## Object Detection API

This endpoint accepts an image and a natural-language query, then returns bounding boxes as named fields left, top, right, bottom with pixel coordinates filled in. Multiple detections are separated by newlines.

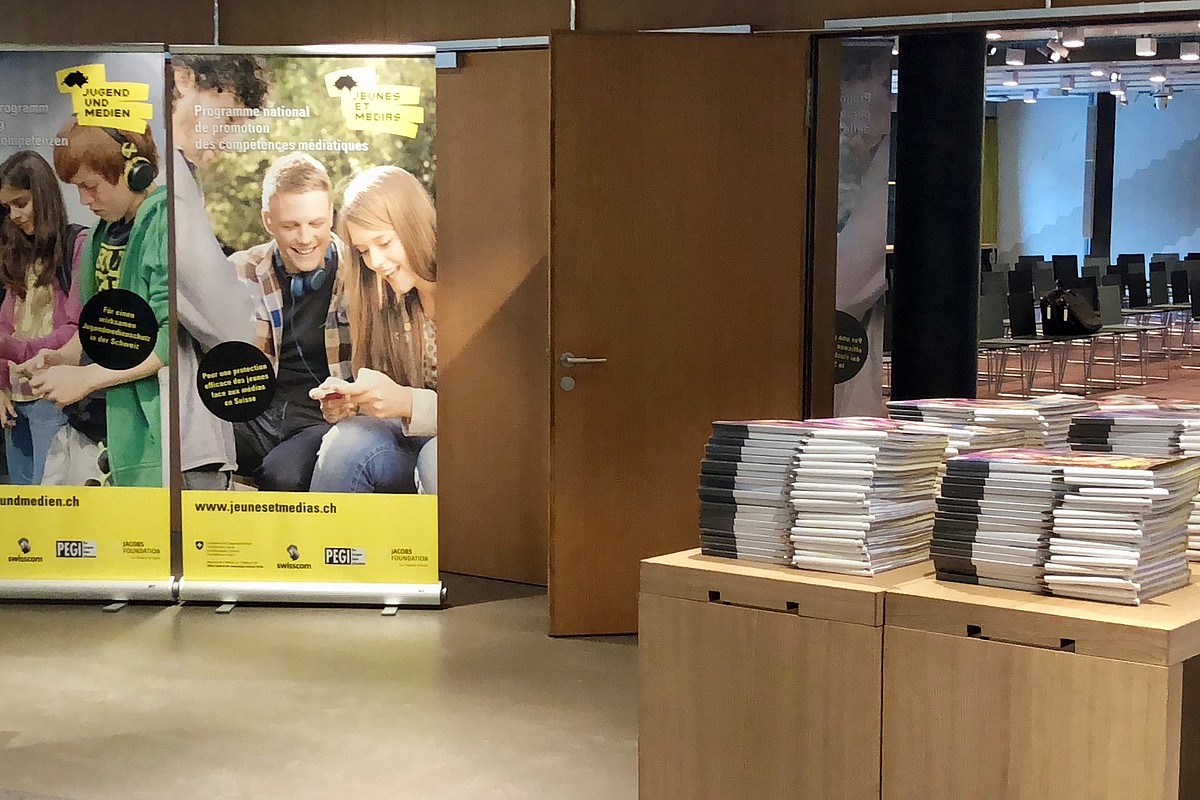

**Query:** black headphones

left=274, top=246, right=335, bottom=299
left=103, top=128, right=157, bottom=193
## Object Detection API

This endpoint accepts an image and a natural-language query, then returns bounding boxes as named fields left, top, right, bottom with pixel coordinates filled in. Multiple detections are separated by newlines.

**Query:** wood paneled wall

left=0, top=0, right=213, bottom=44
left=437, top=49, right=551, bottom=585
left=0, top=0, right=1180, bottom=46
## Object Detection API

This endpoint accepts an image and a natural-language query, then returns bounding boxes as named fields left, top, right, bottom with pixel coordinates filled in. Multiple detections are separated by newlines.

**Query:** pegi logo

left=17, top=538, right=31, bottom=554
left=56, top=540, right=98, bottom=559
left=324, top=547, right=366, bottom=566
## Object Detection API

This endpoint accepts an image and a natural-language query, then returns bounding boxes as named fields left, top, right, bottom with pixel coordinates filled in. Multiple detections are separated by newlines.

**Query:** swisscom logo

left=325, top=547, right=366, bottom=566
left=9, top=537, right=42, bottom=563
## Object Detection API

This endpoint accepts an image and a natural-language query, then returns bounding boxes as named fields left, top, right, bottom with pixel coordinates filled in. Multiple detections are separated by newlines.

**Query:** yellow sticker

left=56, top=63, right=154, bottom=134
left=182, top=491, right=439, bottom=585
left=325, top=65, right=425, bottom=139
left=0, top=486, right=170, bottom=581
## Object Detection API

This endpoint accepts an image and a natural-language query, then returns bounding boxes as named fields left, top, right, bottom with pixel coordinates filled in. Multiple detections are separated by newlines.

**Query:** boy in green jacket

left=25, top=119, right=169, bottom=487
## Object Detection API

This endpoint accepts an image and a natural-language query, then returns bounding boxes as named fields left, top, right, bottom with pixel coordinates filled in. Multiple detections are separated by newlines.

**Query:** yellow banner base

left=181, top=491, right=440, bottom=605
left=0, top=486, right=170, bottom=585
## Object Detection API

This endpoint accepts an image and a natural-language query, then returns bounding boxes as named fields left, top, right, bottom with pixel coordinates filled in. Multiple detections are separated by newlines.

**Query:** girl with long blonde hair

left=309, top=165, right=437, bottom=493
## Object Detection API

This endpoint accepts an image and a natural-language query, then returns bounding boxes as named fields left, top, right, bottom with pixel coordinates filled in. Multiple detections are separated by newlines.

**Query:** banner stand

left=176, top=579, right=444, bottom=606
left=0, top=579, right=174, bottom=602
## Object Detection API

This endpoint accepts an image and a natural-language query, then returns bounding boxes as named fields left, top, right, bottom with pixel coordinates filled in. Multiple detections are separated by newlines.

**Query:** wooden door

left=439, top=49, right=551, bottom=585
left=549, top=31, right=812, bottom=635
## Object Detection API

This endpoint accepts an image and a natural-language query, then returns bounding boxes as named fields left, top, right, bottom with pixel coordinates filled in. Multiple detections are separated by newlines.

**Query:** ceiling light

left=1006, top=48, right=1026, bottom=66
left=892, top=37, right=899, bottom=57
left=1062, top=28, right=1086, bottom=49
left=1121, top=94, right=1130, bottom=106
left=1110, top=80, right=1127, bottom=97
left=1003, top=71, right=1020, bottom=87
left=1060, top=76, right=1076, bottom=91
left=986, top=30, right=1003, bottom=41
left=1090, top=66, right=1106, bottom=77
left=1047, top=40, right=1070, bottom=61
left=1024, top=89, right=1039, bottom=104
left=1156, top=94, right=1171, bottom=110
left=1150, top=67, right=1168, bottom=83
left=1181, top=42, right=1200, bottom=61
left=1110, top=69, right=1122, bottom=82
left=1136, top=37, right=1158, bottom=57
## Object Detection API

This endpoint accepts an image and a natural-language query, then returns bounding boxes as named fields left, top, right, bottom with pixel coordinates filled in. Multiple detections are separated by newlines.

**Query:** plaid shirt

left=230, top=237, right=352, bottom=381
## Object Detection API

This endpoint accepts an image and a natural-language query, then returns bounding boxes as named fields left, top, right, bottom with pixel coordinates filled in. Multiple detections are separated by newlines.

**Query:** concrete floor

left=0, top=575, right=638, bottom=800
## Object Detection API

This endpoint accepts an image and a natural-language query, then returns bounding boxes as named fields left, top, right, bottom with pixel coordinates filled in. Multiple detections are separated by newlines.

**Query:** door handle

left=560, top=352, right=608, bottom=367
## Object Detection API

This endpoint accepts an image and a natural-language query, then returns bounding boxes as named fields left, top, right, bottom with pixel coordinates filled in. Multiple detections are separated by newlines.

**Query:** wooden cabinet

left=639, top=549, right=930, bottom=800
left=883, top=576, right=1200, bottom=800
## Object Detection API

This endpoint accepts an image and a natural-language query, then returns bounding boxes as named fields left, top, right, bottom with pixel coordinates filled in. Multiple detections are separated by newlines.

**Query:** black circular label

left=834, top=310, right=869, bottom=385
left=197, top=341, right=277, bottom=423
left=79, top=289, right=158, bottom=370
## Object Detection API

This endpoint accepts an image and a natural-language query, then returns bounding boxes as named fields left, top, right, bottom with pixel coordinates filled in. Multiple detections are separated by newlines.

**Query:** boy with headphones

left=229, top=153, right=350, bottom=491
left=22, top=119, right=169, bottom=488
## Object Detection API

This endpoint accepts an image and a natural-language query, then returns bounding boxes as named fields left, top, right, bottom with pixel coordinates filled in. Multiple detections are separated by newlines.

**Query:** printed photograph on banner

left=834, top=41, right=892, bottom=417
left=0, top=51, right=169, bottom=489
left=171, top=53, right=436, bottom=496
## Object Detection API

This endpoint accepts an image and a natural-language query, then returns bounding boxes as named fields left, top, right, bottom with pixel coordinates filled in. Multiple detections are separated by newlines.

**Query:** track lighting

left=892, top=37, right=899, bottom=57
left=1002, top=71, right=1019, bottom=87
left=1136, top=37, right=1158, bottom=57
left=1061, top=28, right=1086, bottom=49
left=1060, top=76, right=1075, bottom=92
left=1024, top=89, right=1039, bottom=104
left=1005, top=48, right=1026, bottom=66
left=1090, top=66, right=1106, bottom=77
left=1181, top=42, right=1200, bottom=62
left=1150, top=67, right=1167, bottom=83
left=1109, top=80, right=1127, bottom=97
left=1110, top=69, right=1122, bottom=82
left=986, top=31, right=1003, bottom=41
left=1040, top=41, right=1069, bottom=62
left=1154, top=87, right=1171, bottom=110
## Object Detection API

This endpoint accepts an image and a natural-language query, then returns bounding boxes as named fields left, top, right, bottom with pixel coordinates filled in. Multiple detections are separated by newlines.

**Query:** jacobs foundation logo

left=56, top=540, right=98, bottom=558
left=195, top=541, right=204, bottom=551
left=277, top=544, right=311, bottom=570
left=324, top=547, right=366, bottom=566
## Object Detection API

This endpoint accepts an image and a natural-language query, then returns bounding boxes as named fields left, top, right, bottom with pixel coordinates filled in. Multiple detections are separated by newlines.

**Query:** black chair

left=1107, top=264, right=1131, bottom=278
left=1008, top=269, right=1034, bottom=295
left=1008, top=292, right=1038, bottom=337
left=1118, top=253, right=1147, bottom=270
left=980, top=271, right=1007, bottom=296
left=1033, top=265, right=1056, bottom=294
left=1188, top=252, right=1200, bottom=262
left=977, top=292, right=1007, bottom=340
left=1067, top=276, right=1099, bottom=310
left=1098, top=284, right=1124, bottom=327
left=1016, top=255, right=1043, bottom=268
left=1084, top=255, right=1110, bottom=268
left=1124, top=272, right=1150, bottom=308
left=1149, top=269, right=1170, bottom=306
left=1152, top=253, right=1181, bottom=269
left=1052, top=255, right=1079, bottom=283
left=1081, top=264, right=1103, bottom=280
left=1192, top=280, right=1200, bottom=320
left=1172, top=270, right=1191, bottom=305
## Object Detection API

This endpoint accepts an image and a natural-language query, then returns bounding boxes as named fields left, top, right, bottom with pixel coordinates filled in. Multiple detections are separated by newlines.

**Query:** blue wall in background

left=997, top=97, right=1089, bottom=265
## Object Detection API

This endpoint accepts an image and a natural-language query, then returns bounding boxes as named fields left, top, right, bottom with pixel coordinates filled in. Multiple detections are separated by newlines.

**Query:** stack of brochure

left=932, top=449, right=1068, bottom=592
left=787, top=417, right=949, bottom=576
left=1068, top=409, right=1189, bottom=458
left=697, top=420, right=811, bottom=565
left=1069, top=405, right=1200, bottom=562
left=888, top=395, right=1096, bottom=449
left=908, top=423, right=1028, bottom=494
left=1048, top=454, right=1200, bottom=605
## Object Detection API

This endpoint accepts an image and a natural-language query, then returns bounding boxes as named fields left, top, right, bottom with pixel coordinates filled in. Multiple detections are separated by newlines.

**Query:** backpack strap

left=56, top=224, right=86, bottom=294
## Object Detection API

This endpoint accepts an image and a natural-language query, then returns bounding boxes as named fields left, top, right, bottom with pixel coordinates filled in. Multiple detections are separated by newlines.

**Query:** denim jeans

left=5, top=399, right=68, bottom=485
left=310, top=416, right=436, bottom=494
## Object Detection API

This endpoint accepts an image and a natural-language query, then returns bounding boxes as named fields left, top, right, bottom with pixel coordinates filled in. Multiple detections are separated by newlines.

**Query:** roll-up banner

left=170, top=48, right=441, bottom=605
left=0, top=48, right=172, bottom=601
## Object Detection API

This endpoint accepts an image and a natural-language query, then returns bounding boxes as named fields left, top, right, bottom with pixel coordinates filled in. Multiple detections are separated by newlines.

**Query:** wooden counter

left=882, top=576, right=1200, bottom=800
left=639, top=549, right=931, bottom=800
